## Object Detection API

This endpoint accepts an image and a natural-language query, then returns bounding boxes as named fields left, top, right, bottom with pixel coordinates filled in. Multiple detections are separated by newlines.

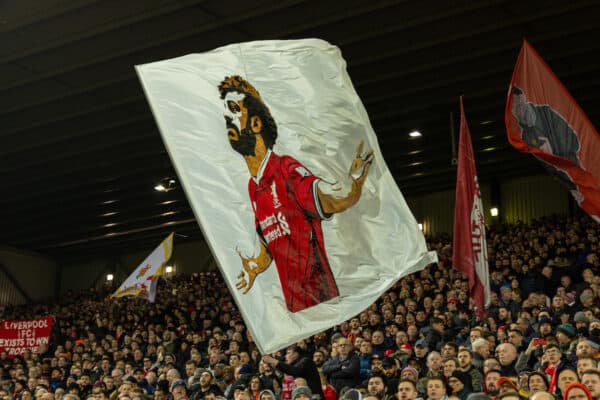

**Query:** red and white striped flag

left=452, top=97, right=490, bottom=319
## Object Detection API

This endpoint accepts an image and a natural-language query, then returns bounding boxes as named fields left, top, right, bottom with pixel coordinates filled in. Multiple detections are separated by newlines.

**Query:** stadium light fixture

left=409, top=130, right=422, bottom=138
left=490, top=207, right=499, bottom=217
left=165, top=266, right=173, bottom=273
left=106, top=274, right=114, bottom=281
left=418, top=223, right=423, bottom=231
left=154, top=178, right=177, bottom=192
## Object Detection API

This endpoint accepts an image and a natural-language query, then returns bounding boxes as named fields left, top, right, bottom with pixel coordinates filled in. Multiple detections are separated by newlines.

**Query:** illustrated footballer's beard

left=229, top=125, right=257, bottom=156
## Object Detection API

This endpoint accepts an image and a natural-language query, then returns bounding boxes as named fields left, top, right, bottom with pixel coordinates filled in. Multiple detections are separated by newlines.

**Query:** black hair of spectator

left=287, top=345, right=303, bottom=356
left=527, top=371, right=548, bottom=389
left=544, top=343, right=561, bottom=353
left=368, top=371, right=388, bottom=388
left=581, top=369, right=600, bottom=380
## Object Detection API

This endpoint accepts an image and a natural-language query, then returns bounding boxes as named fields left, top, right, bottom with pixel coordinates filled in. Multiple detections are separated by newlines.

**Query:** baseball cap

left=557, top=324, right=576, bottom=338
left=415, top=339, right=428, bottom=348
left=233, top=383, right=247, bottom=392
left=574, top=311, right=588, bottom=323
left=400, top=342, right=412, bottom=350
left=170, top=379, right=187, bottom=391
left=495, top=377, right=518, bottom=392
left=381, top=357, right=395, bottom=368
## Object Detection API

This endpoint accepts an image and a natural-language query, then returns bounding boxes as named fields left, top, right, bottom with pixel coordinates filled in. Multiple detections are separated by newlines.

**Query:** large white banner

left=137, top=39, right=437, bottom=353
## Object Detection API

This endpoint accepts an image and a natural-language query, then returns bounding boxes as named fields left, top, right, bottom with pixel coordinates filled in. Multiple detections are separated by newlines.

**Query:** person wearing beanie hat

left=538, top=317, right=554, bottom=337
left=556, top=324, right=577, bottom=355
left=466, top=394, right=490, bottom=400
left=563, top=381, right=592, bottom=400
left=586, top=336, right=600, bottom=352
left=400, top=367, right=419, bottom=383
left=558, top=324, right=577, bottom=338
left=575, top=311, right=589, bottom=324
left=448, top=371, right=472, bottom=400
left=495, top=377, right=518, bottom=395
left=291, top=386, right=312, bottom=400
left=258, top=389, right=277, bottom=400
left=580, top=291, right=596, bottom=309
left=171, top=379, right=187, bottom=392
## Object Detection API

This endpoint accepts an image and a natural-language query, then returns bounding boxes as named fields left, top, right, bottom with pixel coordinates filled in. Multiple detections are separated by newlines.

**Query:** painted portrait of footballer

left=137, top=39, right=435, bottom=352
left=218, top=75, right=374, bottom=313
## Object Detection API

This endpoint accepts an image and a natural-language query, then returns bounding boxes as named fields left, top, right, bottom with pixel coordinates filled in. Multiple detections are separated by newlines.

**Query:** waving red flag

left=506, top=40, right=600, bottom=222
left=453, top=97, right=490, bottom=319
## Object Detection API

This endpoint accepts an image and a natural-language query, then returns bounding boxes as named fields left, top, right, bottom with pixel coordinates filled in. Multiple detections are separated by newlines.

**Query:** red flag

left=453, top=97, right=490, bottom=319
left=506, top=40, right=600, bottom=222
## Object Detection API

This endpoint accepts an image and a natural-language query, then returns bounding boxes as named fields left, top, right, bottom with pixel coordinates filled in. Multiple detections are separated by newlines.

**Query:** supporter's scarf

left=544, top=363, right=558, bottom=394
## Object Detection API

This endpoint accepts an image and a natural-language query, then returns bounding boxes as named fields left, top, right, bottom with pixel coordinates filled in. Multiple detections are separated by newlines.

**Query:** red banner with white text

left=0, top=317, right=53, bottom=357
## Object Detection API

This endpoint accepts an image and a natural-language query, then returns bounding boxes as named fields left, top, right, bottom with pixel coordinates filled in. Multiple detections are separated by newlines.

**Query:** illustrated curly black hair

left=219, top=76, right=278, bottom=149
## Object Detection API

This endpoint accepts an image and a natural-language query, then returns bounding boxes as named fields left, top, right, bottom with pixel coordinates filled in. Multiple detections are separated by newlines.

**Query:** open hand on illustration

left=235, top=243, right=272, bottom=294
left=349, top=140, right=374, bottom=183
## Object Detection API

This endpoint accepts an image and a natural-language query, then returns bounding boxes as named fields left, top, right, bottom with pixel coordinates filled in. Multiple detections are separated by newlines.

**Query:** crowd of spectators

left=1, top=215, right=600, bottom=400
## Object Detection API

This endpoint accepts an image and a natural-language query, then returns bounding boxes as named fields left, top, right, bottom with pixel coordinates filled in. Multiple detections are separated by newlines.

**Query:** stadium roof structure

left=2, top=0, right=599, bottom=260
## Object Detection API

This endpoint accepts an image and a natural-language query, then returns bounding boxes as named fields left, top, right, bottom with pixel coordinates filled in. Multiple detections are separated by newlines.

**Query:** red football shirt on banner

left=249, top=150, right=339, bottom=312
left=506, top=40, right=600, bottom=222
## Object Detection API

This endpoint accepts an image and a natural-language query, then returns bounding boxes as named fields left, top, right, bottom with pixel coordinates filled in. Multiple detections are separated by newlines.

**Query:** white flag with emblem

left=136, top=39, right=436, bottom=353
left=111, top=233, right=174, bottom=302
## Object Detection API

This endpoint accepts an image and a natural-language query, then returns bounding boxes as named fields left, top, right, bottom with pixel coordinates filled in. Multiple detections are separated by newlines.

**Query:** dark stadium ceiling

left=2, top=0, right=600, bottom=261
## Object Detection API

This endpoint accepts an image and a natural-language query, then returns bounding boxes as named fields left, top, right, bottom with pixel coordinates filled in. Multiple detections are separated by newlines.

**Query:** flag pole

left=450, top=111, right=457, bottom=165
